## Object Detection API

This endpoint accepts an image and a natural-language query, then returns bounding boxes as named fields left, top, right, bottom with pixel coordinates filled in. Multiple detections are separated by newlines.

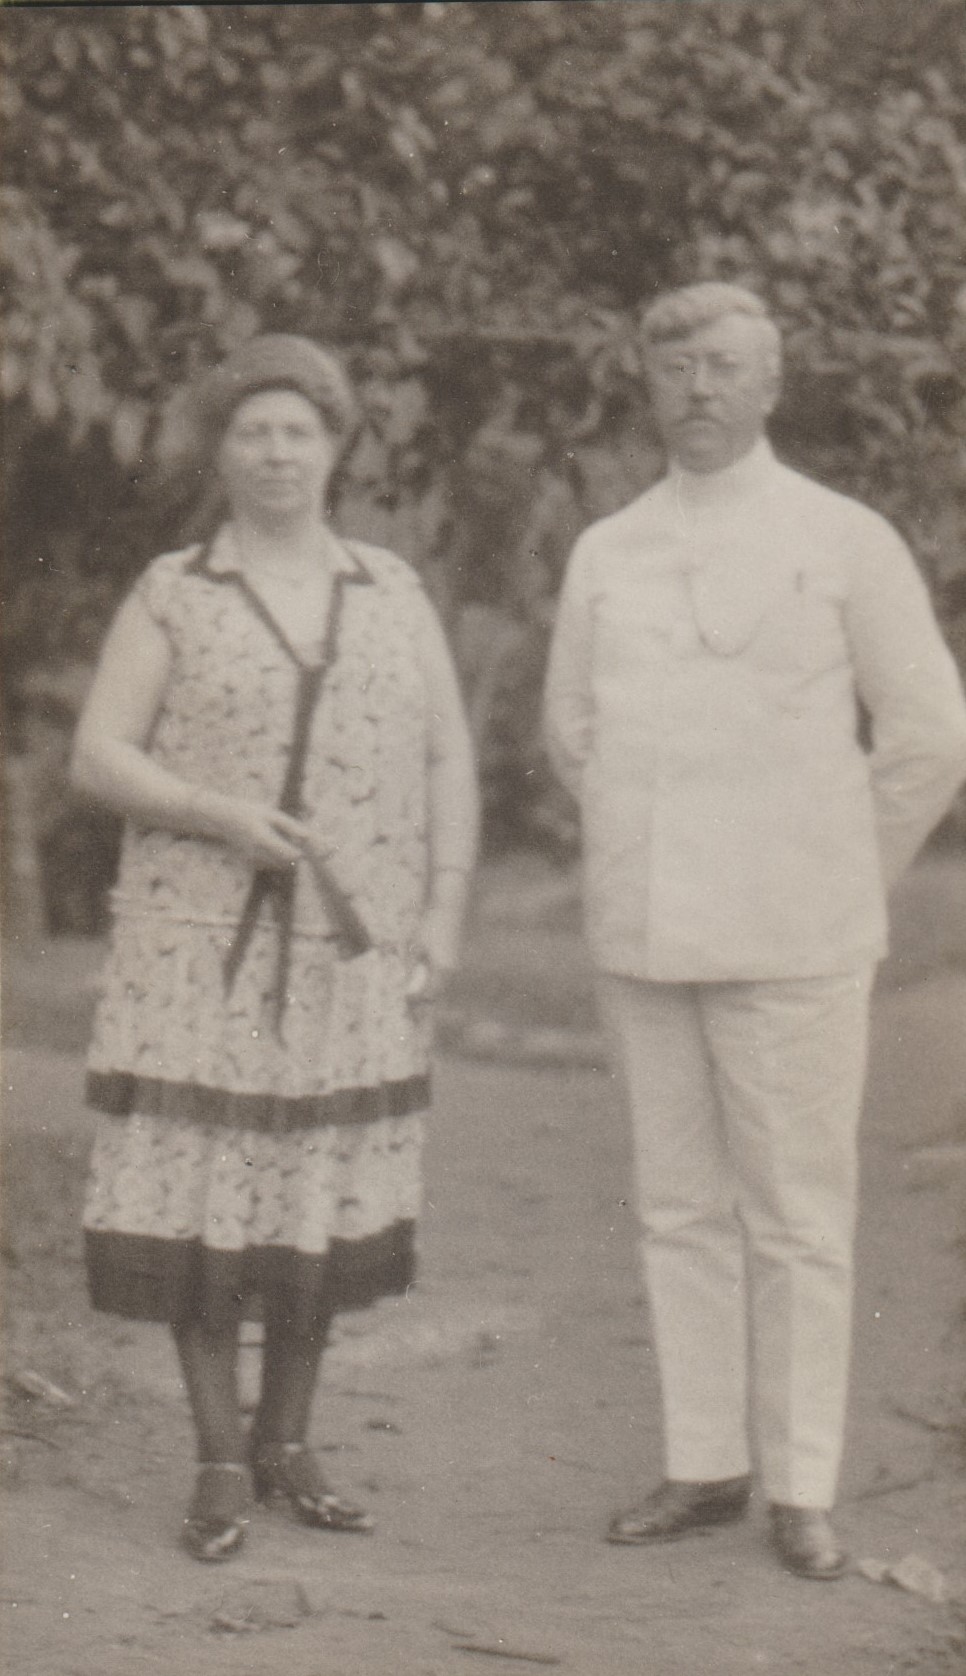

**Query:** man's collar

left=668, top=436, right=778, bottom=506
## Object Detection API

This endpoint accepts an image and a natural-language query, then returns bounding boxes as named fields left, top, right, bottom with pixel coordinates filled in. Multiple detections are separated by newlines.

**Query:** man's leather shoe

left=607, top=1476, right=752, bottom=1545
left=769, top=1505, right=847, bottom=1580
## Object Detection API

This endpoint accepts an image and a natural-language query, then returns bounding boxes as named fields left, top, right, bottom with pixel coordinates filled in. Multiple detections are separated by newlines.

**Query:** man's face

left=644, top=313, right=780, bottom=474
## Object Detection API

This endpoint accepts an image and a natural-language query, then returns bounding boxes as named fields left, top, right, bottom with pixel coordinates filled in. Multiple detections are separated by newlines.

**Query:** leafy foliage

left=3, top=1, right=966, bottom=857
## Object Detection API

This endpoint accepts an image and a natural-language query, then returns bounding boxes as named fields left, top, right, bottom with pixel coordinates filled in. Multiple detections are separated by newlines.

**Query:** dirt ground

left=3, top=855, right=966, bottom=1676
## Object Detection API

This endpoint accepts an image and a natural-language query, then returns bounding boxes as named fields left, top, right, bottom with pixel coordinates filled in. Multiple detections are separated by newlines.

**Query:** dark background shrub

left=3, top=1, right=965, bottom=923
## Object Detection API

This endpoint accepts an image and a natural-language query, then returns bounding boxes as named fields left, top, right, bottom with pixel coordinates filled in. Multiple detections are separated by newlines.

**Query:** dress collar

left=188, top=524, right=374, bottom=585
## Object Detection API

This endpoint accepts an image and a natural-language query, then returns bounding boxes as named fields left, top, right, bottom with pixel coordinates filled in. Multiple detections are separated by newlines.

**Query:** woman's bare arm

left=70, top=589, right=308, bottom=869
left=415, top=590, right=480, bottom=981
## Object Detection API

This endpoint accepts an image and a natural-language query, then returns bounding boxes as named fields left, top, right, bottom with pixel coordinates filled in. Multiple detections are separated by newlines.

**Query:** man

left=543, top=282, right=966, bottom=1579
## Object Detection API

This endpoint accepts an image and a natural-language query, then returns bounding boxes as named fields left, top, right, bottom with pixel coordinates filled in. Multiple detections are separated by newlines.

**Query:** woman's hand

left=70, top=593, right=314, bottom=873
left=406, top=897, right=464, bottom=1007
left=210, top=801, right=312, bottom=871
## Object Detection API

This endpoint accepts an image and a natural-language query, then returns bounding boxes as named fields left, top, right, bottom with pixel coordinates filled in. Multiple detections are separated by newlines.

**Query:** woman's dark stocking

left=172, top=1319, right=245, bottom=1464
left=249, top=1294, right=371, bottom=1532
left=253, top=1290, right=332, bottom=1447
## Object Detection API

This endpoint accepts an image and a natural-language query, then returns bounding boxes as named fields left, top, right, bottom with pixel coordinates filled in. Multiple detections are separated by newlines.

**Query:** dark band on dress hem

left=84, top=1222, right=417, bottom=1330
left=85, top=1069, right=431, bottom=1131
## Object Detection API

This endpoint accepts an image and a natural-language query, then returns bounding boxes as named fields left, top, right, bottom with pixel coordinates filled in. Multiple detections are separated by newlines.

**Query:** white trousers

left=597, top=968, right=874, bottom=1508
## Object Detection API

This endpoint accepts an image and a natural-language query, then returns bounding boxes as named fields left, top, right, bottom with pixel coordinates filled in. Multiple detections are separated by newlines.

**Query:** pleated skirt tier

left=83, top=912, right=429, bottom=1332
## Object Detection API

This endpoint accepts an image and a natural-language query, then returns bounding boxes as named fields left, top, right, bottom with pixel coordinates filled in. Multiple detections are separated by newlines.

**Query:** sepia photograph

left=2, top=3, right=966, bottom=1672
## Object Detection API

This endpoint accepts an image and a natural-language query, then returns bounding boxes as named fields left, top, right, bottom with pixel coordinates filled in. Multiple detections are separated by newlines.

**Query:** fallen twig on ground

left=452, top=1643, right=561, bottom=1665
left=846, top=1471, right=935, bottom=1503
left=891, top=1402, right=961, bottom=1434
left=0, top=1426, right=63, bottom=1449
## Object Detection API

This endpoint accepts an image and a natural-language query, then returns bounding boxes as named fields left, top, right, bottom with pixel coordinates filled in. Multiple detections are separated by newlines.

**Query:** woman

left=71, top=335, right=478, bottom=1561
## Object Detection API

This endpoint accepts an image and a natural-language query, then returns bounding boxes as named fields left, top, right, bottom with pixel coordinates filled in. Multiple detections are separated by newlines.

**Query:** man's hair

left=641, top=282, right=781, bottom=370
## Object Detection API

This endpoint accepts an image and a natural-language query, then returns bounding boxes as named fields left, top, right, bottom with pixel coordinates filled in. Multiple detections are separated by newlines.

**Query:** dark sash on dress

left=185, top=538, right=375, bottom=1035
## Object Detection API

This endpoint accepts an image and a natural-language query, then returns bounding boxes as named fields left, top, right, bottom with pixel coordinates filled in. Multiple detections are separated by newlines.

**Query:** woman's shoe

left=181, top=1463, right=251, bottom=1562
left=251, top=1441, right=374, bottom=1533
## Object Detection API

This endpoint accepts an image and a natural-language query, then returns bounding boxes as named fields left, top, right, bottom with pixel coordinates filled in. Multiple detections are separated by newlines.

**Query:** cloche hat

left=191, top=334, right=358, bottom=441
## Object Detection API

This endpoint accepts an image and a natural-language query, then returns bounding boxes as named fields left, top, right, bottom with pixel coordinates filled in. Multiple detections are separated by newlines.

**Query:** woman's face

left=217, top=388, right=339, bottom=522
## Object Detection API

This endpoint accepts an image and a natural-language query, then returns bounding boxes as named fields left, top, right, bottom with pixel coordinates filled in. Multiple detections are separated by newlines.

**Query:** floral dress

left=83, top=529, right=461, bottom=1331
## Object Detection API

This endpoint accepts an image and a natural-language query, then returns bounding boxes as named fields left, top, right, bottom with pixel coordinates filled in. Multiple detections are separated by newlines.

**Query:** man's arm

left=845, top=514, right=966, bottom=890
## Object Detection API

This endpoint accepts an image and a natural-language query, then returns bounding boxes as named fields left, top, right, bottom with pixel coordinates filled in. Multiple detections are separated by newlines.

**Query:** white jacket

left=544, top=441, right=966, bottom=980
